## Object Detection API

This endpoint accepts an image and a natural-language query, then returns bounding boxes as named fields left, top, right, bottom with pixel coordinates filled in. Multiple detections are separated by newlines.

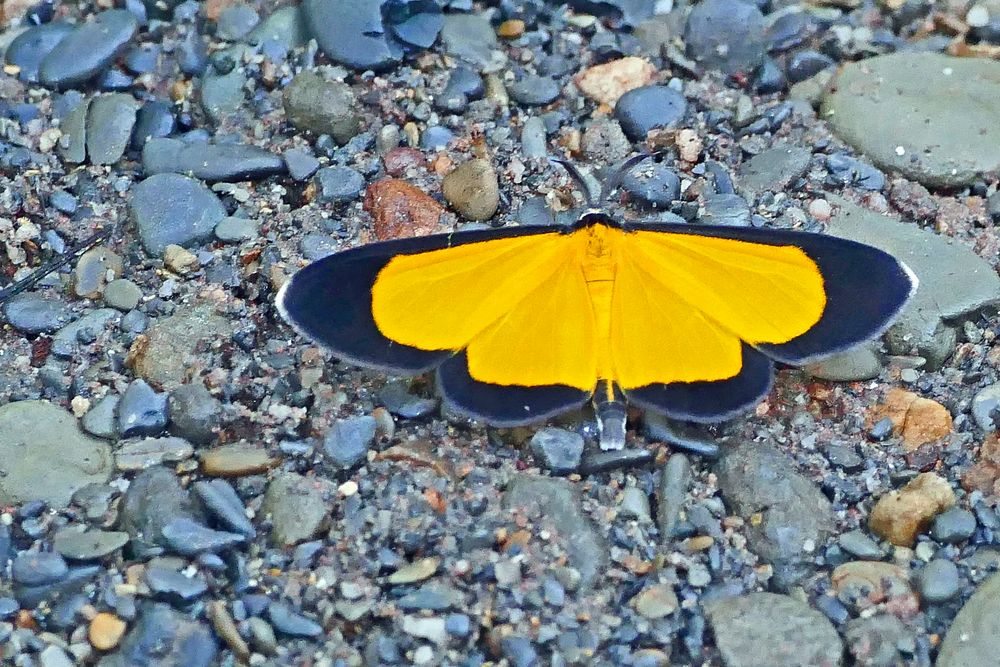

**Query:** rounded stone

left=442, top=158, right=499, bottom=221
left=282, top=70, right=360, bottom=144
left=39, top=9, right=138, bottom=88
left=684, top=0, right=766, bottom=74
left=613, top=85, right=686, bottom=141
left=129, top=173, right=227, bottom=257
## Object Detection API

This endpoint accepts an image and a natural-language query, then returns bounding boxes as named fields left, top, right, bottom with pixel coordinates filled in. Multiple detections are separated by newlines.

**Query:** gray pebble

left=5, top=22, right=75, bottom=83
left=142, top=137, right=285, bottom=182
left=508, top=74, right=561, bottom=106
left=40, top=9, right=138, bottom=88
left=282, top=70, right=360, bottom=144
left=314, top=166, right=365, bottom=203
left=52, top=308, right=118, bottom=358
left=214, top=216, right=259, bottom=243
left=378, top=380, right=438, bottom=419
left=82, top=394, right=120, bottom=440
left=323, top=415, right=377, bottom=470
left=146, top=566, right=208, bottom=602
left=614, top=85, right=687, bottom=141
left=529, top=427, right=584, bottom=475
left=931, top=507, right=977, bottom=544
left=193, top=479, right=256, bottom=538
left=838, top=529, right=886, bottom=560
left=920, top=559, right=960, bottom=603
left=3, top=292, right=74, bottom=334
left=521, top=116, right=548, bottom=158
left=161, top=517, right=246, bottom=556
left=972, top=383, right=1000, bottom=432
left=103, top=279, right=143, bottom=311
left=283, top=148, right=320, bottom=181
left=685, top=0, right=766, bottom=74
left=701, top=193, right=751, bottom=226
left=167, top=383, right=221, bottom=445
left=268, top=601, right=322, bottom=637
left=216, top=4, right=259, bottom=41
left=118, top=379, right=169, bottom=438
left=12, top=551, right=69, bottom=586
left=129, top=173, right=227, bottom=256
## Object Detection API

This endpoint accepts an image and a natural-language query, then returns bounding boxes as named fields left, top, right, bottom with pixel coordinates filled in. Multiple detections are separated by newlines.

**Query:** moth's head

left=574, top=210, right=622, bottom=230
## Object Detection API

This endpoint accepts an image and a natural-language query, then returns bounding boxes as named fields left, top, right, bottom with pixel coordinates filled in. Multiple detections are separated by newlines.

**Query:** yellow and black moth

left=277, top=173, right=916, bottom=451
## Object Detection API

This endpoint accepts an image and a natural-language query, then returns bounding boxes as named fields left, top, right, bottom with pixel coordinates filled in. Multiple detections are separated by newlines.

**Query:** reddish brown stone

left=868, top=388, right=952, bottom=451
left=382, top=147, right=426, bottom=177
left=364, top=179, right=444, bottom=241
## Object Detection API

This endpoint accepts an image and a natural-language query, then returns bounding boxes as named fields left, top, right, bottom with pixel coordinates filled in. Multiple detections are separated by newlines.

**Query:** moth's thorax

left=580, top=222, right=620, bottom=284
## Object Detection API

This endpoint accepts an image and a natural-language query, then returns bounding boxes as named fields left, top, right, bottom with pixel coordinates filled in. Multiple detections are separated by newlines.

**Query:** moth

left=278, top=160, right=917, bottom=450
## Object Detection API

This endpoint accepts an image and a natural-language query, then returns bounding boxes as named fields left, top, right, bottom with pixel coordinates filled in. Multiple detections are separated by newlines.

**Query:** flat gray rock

left=142, top=138, right=285, bottom=182
left=129, top=173, right=227, bottom=257
left=805, top=342, right=883, bottom=382
left=715, top=440, right=837, bottom=588
left=86, top=93, right=139, bottom=165
left=737, top=145, right=812, bottom=195
left=440, top=13, right=503, bottom=71
left=52, top=308, right=119, bottom=358
left=826, top=196, right=1000, bottom=364
left=201, top=45, right=249, bottom=124
left=0, top=401, right=112, bottom=508
left=302, top=0, right=400, bottom=71
left=57, top=95, right=89, bottom=163
left=938, top=573, right=1000, bottom=667
left=503, top=474, right=607, bottom=590
left=4, top=21, right=74, bottom=83
left=39, top=9, right=137, bottom=88
left=821, top=53, right=1000, bottom=188
left=705, top=593, right=843, bottom=667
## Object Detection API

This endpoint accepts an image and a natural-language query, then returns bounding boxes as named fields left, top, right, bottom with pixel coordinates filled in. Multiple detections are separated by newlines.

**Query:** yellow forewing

left=370, top=225, right=826, bottom=391
left=612, top=231, right=825, bottom=388
left=371, top=233, right=571, bottom=350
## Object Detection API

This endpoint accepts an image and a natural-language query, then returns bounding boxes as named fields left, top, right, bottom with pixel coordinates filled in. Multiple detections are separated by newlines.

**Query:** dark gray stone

left=931, top=507, right=977, bottom=544
left=216, top=4, right=259, bottom=41
left=323, top=415, right=377, bottom=470
left=622, top=161, right=681, bottom=209
left=685, top=0, right=766, bottom=74
left=838, top=529, right=886, bottom=560
left=82, top=395, right=119, bottom=440
left=97, top=603, right=217, bottom=667
left=3, top=292, right=73, bottom=334
left=440, top=13, right=500, bottom=69
left=193, top=479, right=255, bottom=538
left=160, top=517, right=246, bottom=556
left=142, top=138, right=285, bottom=182
left=283, top=148, right=320, bottom=181
left=11, top=552, right=68, bottom=586
left=167, top=383, right=221, bottom=445
left=52, top=309, right=118, bottom=358
left=302, top=0, right=401, bottom=71
left=313, top=166, right=365, bottom=203
left=129, top=173, right=227, bottom=256
left=145, top=566, right=207, bottom=603
left=118, top=379, right=168, bottom=439
left=938, top=573, right=1000, bottom=666
left=268, top=602, right=323, bottom=637
left=282, top=70, right=360, bottom=144
left=118, top=466, right=203, bottom=556
left=4, top=22, right=74, bottom=83
left=52, top=528, right=129, bottom=560
left=700, top=193, right=751, bottom=226
left=972, top=383, right=1000, bottom=433
left=920, top=559, right=961, bottom=603
left=378, top=380, right=438, bottom=418
left=508, top=75, right=561, bottom=106
left=737, top=145, right=811, bottom=194
left=614, top=85, right=686, bottom=141
left=529, top=427, right=584, bottom=475
left=39, top=10, right=138, bottom=88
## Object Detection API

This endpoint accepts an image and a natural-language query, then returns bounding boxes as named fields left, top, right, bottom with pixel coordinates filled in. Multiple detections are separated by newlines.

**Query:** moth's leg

left=594, top=380, right=627, bottom=450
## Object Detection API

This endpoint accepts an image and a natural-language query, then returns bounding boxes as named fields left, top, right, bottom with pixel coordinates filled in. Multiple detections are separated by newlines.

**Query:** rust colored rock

left=869, top=472, right=955, bottom=546
left=869, top=388, right=953, bottom=451
left=364, top=179, right=444, bottom=241
left=382, top=147, right=426, bottom=177
left=961, top=433, right=1000, bottom=494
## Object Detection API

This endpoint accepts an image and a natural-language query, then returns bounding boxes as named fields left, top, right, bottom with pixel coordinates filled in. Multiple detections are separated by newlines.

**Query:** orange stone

left=89, top=612, right=127, bottom=651
left=364, top=179, right=445, bottom=241
left=497, top=19, right=525, bottom=39
left=869, top=388, right=953, bottom=451
left=574, top=57, right=656, bottom=106
left=869, top=472, right=955, bottom=546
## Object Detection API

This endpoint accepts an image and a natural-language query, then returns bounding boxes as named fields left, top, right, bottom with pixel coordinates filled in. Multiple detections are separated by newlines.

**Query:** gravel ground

left=1, top=0, right=1000, bottom=665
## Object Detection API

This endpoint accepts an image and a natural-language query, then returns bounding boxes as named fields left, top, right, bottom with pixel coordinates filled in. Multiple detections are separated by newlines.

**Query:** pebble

left=116, top=436, right=194, bottom=471
left=705, top=593, right=842, bottom=667
left=53, top=528, right=129, bottom=560
left=529, top=427, right=584, bottom=474
left=0, top=401, right=111, bottom=507
left=581, top=118, right=631, bottom=162
left=869, top=472, right=956, bottom=546
left=700, top=193, right=751, bottom=227
left=85, top=93, right=138, bottom=165
left=419, top=125, right=455, bottom=150
left=104, top=279, right=143, bottom=311
left=439, top=13, right=500, bottom=69
left=500, top=635, right=538, bottom=667
left=685, top=0, right=766, bottom=74
left=364, top=178, right=444, bottom=240
left=129, top=173, right=227, bottom=257
left=825, top=153, right=886, bottom=191
left=82, top=395, right=120, bottom=440
left=838, top=529, right=886, bottom=560
left=442, top=158, right=500, bottom=221
left=146, top=566, right=208, bottom=602
left=52, top=308, right=118, bottom=358
left=38, top=646, right=74, bottom=667
left=302, top=0, right=400, bottom=71
left=74, top=246, right=123, bottom=299
left=575, top=57, right=657, bottom=107
left=716, top=440, right=836, bottom=588
left=931, top=507, right=977, bottom=543
left=822, top=53, right=1000, bottom=187
left=282, top=70, right=359, bottom=144
left=161, top=516, right=245, bottom=556
left=920, top=558, right=961, bottom=603
left=267, top=602, right=322, bottom=638
left=314, top=166, right=365, bottom=203
left=631, top=583, right=678, bottom=619
left=613, top=85, right=687, bottom=141
left=402, top=616, right=447, bottom=644
left=201, top=443, right=279, bottom=477
left=622, top=161, right=680, bottom=209
left=972, top=383, right=1000, bottom=432
left=12, top=551, right=69, bottom=586
left=118, top=379, right=168, bottom=438
left=503, top=475, right=606, bottom=589
left=737, top=145, right=811, bottom=195
left=520, top=116, right=548, bottom=158
left=844, top=614, right=914, bottom=667
left=193, top=479, right=255, bottom=538
left=216, top=4, right=259, bottom=41
left=3, top=292, right=73, bottom=334
left=786, top=49, right=835, bottom=84
left=142, top=138, right=285, bottom=182
left=214, top=216, right=259, bottom=243
left=166, top=383, right=221, bottom=445
left=113, top=603, right=217, bottom=665
left=201, top=45, right=247, bottom=123
left=389, top=557, right=439, bottom=585
left=5, top=22, right=75, bottom=83
left=870, top=388, right=953, bottom=451
left=89, top=612, right=127, bottom=650
left=508, top=74, right=561, bottom=106
left=283, top=148, right=320, bottom=182
left=262, top=473, right=330, bottom=546
left=39, top=9, right=138, bottom=88
left=323, top=415, right=377, bottom=470
left=806, top=343, right=883, bottom=382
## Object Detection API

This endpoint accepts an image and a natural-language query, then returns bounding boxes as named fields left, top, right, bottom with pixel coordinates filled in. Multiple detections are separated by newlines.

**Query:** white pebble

left=808, top=198, right=832, bottom=222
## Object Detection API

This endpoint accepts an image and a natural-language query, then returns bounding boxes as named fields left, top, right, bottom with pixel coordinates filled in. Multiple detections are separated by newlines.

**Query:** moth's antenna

left=598, top=152, right=658, bottom=205
left=550, top=158, right=600, bottom=208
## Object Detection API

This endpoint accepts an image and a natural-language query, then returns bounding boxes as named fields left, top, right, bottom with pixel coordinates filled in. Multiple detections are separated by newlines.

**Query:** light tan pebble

left=163, top=244, right=200, bottom=275
left=89, top=612, right=126, bottom=651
